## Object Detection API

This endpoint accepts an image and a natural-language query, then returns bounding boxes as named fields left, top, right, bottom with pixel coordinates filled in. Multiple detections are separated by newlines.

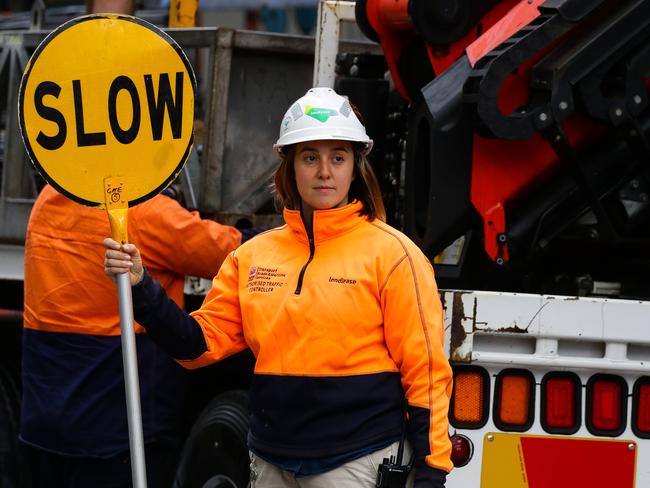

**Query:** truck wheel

left=174, top=390, right=250, bottom=488
left=0, top=365, right=25, bottom=488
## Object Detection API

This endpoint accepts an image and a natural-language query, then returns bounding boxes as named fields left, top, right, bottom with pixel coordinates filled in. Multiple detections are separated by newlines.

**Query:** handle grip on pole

left=104, top=177, right=129, bottom=244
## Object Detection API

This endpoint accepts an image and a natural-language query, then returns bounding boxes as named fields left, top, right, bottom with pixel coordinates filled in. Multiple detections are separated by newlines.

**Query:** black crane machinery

left=345, top=0, right=650, bottom=298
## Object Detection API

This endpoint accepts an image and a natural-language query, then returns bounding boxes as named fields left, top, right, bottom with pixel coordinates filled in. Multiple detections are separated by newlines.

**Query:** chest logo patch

left=247, top=266, right=286, bottom=293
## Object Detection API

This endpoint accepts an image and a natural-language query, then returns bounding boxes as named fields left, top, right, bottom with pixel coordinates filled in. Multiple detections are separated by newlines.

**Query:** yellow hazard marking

left=19, top=14, right=195, bottom=207
left=481, top=433, right=528, bottom=488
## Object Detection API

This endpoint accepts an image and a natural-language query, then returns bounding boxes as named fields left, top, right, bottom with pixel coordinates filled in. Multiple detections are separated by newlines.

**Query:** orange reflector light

left=636, top=383, right=650, bottom=434
left=498, top=374, right=531, bottom=426
left=546, top=377, right=575, bottom=428
left=592, top=380, right=623, bottom=431
left=453, top=371, right=485, bottom=424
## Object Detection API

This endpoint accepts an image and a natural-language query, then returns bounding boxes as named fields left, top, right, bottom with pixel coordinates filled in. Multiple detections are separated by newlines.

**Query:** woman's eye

left=333, top=155, right=345, bottom=163
left=304, top=155, right=317, bottom=162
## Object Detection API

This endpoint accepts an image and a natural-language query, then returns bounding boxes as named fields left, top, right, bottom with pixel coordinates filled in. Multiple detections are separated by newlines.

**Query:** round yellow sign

left=19, top=14, right=196, bottom=207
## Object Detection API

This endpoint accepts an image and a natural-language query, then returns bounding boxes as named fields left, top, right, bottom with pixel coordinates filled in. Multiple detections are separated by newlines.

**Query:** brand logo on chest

left=328, top=276, right=357, bottom=285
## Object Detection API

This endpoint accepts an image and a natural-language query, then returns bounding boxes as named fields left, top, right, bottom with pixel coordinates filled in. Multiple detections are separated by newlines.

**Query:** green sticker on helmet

left=305, top=105, right=338, bottom=123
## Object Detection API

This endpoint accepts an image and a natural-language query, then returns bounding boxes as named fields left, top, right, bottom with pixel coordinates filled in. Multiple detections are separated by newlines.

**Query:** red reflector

left=637, top=384, right=650, bottom=433
left=546, top=378, right=575, bottom=428
left=592, top=381, right=622, bottom=431
left=450, top=434, right=473, bottom=468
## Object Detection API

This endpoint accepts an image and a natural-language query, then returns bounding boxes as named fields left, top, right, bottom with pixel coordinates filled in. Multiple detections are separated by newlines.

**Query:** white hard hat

left=274, top=87, right=373, bottom=155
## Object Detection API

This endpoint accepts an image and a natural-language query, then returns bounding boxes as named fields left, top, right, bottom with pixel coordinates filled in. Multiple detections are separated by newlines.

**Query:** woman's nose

left=317, top=161, right=331, bottom=178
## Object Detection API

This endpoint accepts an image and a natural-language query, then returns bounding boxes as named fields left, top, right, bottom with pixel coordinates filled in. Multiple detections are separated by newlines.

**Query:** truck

left=2, top=0, right=650, bottom=486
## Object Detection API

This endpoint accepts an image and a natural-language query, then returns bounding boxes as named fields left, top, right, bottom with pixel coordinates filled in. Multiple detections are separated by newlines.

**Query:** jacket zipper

left=294, top=236, right=314, bottom=295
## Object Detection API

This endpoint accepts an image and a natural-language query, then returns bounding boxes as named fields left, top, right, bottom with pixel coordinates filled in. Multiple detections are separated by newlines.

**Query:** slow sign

left=18, top=14, right=196, bottom=207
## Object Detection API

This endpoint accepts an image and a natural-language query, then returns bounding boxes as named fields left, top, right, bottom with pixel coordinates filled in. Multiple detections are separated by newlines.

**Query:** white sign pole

left=117, top=270, right=147, bottom=487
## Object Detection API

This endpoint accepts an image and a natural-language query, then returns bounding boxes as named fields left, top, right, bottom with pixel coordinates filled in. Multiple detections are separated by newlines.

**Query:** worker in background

left=20, top=183, right=245, bottom=488
left=104, top=87, right=453, bottom=487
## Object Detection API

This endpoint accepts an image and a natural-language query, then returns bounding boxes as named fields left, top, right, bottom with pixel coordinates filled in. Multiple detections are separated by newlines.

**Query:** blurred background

left=0, top=0, right=365, bottom=38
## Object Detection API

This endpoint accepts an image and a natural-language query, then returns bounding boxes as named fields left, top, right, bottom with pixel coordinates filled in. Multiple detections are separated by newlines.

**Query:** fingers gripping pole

left=104, top=177, right=148, bottom=488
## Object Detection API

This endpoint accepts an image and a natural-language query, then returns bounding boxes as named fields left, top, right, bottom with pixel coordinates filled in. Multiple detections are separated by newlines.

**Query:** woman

left=104, top=87, right=452, bottom=487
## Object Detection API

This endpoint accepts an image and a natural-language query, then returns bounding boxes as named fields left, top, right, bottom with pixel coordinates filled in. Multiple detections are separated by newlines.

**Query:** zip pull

left=295, top=237, right=315, bottom=295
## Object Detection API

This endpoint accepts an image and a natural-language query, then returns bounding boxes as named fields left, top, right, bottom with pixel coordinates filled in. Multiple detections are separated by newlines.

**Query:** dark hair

left=273, top=142, right=386, bottom=222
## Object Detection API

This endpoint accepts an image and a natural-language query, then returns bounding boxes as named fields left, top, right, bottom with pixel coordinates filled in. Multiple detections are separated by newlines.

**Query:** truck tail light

left=592, top=382, right=622, bottom=430
left=541, top=372, right=580, bottom=434
left=586, top=374, right=627, bottom=436
left=632, top=378, right=650, bottom=438
left=450, top=366, right=489, bottom=428
left=494, top=369, right=534, bottom=431
left=450, top=434, right=473, bottom=467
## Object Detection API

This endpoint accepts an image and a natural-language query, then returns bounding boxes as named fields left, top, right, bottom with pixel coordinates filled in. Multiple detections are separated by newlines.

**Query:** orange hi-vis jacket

left=181, top=200, right=453, bottom=473
left=21, top=184, right=241, bottom=457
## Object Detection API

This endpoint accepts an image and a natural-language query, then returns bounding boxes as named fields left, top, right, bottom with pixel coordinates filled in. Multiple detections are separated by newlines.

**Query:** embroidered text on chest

left=247, top=266, right=286, bottom=293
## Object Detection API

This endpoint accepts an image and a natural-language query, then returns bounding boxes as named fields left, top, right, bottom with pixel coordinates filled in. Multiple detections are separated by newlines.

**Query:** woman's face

left=294, top=139, right=355, bottom=214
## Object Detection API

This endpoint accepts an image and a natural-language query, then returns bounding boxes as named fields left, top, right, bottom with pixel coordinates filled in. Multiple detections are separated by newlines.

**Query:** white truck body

left=444, top=290, right=650, bottom=486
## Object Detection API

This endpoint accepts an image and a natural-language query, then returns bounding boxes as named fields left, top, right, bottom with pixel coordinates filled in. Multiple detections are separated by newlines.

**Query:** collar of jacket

left=283, top=200, right=366, bottom=245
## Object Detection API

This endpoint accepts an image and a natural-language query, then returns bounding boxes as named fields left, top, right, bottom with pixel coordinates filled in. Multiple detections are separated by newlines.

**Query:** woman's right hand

left=103, top=238, right=145, bottom=286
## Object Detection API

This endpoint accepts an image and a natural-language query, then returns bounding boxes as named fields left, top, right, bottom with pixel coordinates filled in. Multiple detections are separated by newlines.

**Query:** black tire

left=0, top=365, right=25, bottom=488
left=173, top=390, right=250, bottom=488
